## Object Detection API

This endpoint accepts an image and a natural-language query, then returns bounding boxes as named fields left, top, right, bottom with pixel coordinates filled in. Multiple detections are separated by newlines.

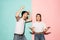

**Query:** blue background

left=0, top=0, right=32, bottom=40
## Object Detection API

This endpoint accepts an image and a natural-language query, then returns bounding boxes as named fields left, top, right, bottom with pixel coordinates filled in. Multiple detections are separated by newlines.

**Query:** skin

left=22, top=12, right=28, bottom=20
left=36, top=15, right=41, bottom=22
left=15, top=6, right=32, bottom=22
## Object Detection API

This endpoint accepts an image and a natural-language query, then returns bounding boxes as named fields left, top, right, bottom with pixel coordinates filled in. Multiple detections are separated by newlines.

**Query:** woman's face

left=36, top=15, right=41, bottom=21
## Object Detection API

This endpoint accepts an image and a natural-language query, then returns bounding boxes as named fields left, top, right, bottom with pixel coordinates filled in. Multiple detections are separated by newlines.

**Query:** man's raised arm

left=15, top=6, right=24, bottom=21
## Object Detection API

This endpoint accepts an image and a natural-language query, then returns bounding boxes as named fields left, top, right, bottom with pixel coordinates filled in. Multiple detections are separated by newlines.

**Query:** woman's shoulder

left=40, top=21, right=45, bottom=24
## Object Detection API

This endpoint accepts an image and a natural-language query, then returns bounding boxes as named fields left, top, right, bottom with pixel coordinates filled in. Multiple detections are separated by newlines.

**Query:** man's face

left=23, top=13, right=28, bottom=19
left=36, top=15, right=41, bottom=21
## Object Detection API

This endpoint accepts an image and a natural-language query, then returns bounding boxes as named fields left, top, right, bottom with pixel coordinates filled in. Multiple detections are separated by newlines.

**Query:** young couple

left=13, top=7, right=50, bottom=40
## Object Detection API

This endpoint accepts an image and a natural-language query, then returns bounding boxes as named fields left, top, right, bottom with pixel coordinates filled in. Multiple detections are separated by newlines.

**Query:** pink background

left=32, top=0, right=60, bottom=40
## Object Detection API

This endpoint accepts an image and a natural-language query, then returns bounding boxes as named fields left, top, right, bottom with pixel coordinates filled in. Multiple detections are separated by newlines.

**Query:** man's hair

left=36, top=13, right=42, bottom=21
left=21, top=11, right=29, bottom=17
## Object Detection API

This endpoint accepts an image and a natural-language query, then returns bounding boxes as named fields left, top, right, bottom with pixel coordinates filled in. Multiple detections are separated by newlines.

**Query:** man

left=13, top=7, right=32, bottom=40
left=30, top=13, right=50, bottom=40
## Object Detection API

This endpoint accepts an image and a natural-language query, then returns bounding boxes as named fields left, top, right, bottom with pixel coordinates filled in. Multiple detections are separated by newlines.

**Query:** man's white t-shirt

left=15, top=18, right=25, bottom=34
left=32, top=21, right=46, bottom=32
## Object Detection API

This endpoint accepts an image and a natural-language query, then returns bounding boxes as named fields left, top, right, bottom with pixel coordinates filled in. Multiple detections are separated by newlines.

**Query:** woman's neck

left=37, top=21, right=41, bottom=22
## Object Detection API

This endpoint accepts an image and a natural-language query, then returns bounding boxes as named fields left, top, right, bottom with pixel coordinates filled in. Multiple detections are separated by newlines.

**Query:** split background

left=0, top=0, right=60, bottom=40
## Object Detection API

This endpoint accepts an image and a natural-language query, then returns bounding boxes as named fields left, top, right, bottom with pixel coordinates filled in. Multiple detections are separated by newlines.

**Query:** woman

left=30, top=13, right=50, bottom=40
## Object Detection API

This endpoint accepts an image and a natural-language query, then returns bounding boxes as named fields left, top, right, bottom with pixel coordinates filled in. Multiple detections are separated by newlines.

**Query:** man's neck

left=22, top=16, right=25, bottom=20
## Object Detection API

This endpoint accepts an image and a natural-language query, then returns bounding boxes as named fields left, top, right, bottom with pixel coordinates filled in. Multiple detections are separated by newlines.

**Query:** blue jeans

left=13, top=34, right=27, bottom=40
left=35, top=33, right=45, bottom=40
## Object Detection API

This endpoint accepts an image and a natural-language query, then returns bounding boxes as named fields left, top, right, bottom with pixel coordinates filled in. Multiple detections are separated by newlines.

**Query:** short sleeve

left=15, top=16, right=20, bottom=21
left=43, top=23, right=47, bottom=30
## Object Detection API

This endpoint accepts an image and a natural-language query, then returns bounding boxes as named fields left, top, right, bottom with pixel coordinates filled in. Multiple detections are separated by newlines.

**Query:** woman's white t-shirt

left=32, top=21, right=46, bottom=32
